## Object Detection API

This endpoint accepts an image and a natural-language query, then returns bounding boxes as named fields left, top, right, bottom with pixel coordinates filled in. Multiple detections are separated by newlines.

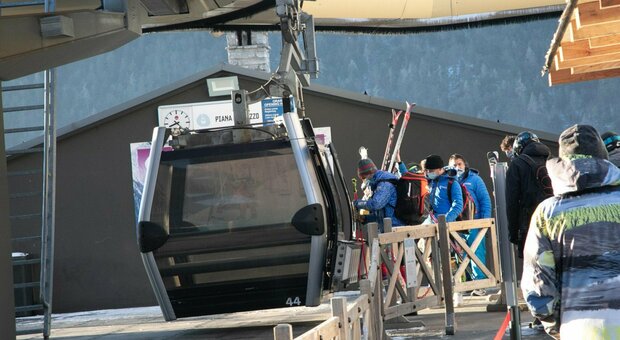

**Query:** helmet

left=513, top=131, right=540, bottom=156
left=601, top=131, right=620, bottom=152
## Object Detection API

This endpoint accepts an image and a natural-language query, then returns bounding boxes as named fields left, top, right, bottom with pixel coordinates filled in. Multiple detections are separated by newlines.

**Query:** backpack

left=520, top=154, right=554, bottom=205
left=379, top=172, right=430, bottom=225
left=447, top=179, right=476, bottom=221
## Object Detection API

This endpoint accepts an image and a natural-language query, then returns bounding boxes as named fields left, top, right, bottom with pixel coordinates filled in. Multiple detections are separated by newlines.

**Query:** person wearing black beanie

left=421, top=154, right=463, bottom=224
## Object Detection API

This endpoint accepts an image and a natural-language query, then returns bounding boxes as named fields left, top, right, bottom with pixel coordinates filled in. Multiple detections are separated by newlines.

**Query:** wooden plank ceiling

left=545, top=0, right=620, bottom=85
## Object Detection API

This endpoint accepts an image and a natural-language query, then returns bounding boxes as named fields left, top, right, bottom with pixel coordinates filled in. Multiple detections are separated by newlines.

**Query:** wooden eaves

left=543, top=0, right=620, bottom=85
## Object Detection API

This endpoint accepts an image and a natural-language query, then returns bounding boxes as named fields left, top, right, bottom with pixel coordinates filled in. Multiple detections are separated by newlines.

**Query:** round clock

left=163, top=109, right=191, bottom=129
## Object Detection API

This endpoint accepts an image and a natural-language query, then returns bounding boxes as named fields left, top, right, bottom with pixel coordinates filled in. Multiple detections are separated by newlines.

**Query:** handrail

left=274, top=290, right=378, bottom=340
left=274, top=216, right=501, bottom=339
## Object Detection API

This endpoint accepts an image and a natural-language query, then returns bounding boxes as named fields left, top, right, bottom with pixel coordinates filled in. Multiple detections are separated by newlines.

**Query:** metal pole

left=41, top=67, right=57, bottom=339
left=0, top=81, right=17, bottom=339
left=283, top=111, right=327, bottom=306
left=138, top=127, right=176, bottom=321
left=41, top=2, right=57, bottom=336
left=491, top=162, right=521, bottom=339
left=44, top=0, right=55, bottom=12
left=437, top=215, right=456, bottom=335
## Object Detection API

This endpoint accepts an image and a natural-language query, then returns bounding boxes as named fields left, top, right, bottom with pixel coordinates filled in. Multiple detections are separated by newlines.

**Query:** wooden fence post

left=362, top=223, right=385, bottom=340
left=430, top=231, right=444, bottom=300
left=360, top=279, right=374, bottom=340
left=331, top=297, right=349, bottom=340
left=273, top=324, right=293, bottom=340
left=437, top=215, right=456, bottom=335
left=382, top=218, right=402, bottom=310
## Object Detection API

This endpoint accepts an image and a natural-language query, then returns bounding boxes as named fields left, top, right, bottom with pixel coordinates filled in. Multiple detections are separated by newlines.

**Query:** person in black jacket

left=505, top=131, right=551, bottom=259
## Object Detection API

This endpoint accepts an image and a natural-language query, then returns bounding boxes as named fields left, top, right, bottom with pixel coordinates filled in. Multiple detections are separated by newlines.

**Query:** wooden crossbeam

left=415, top=238, right=440, bottom=297
left=557, top=50, right=620, bottom=68
left=549, top=66, right=620, bottom=84
left=446, top=218, right=494, bottom=233
left=602, top=0, right=620, bottom=8
left=452, top=229, right=488, bottom=281
left=576, top=1, right=620, bottom=28
left=379, top=224, right=437, bottom=244
left=558, top=39, right=620, bottom=59
left=590, top=32, right=620, bottom=46
left=383, top=245, right=406, bottom=313
left=572, top=59, right=620, bottom=73
left=570, top=19, right=620, bottom=41
left=449, top=230, right=494, bottom=280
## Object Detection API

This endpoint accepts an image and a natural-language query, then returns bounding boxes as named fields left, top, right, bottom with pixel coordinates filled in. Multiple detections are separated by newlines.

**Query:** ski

left=387, top=102, right=415, bottom=173
left=381, top=109, right=403, bottom=171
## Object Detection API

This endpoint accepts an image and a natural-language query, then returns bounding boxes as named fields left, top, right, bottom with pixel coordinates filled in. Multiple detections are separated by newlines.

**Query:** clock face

left=163, top=109, right=191, bottom=129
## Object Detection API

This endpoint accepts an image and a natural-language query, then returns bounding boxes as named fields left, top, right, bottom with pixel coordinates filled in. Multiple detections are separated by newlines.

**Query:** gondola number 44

left=285, top=296, right=301, bottom=306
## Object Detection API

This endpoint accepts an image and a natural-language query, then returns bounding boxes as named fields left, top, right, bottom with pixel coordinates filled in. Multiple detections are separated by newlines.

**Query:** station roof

left=6, top=64, right=557, bottom=154
left=544, top=0, right=620, bottom=85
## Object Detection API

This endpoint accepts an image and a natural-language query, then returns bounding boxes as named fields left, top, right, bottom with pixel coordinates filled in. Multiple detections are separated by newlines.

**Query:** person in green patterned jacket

left=521, top=124, right=620, bottom=340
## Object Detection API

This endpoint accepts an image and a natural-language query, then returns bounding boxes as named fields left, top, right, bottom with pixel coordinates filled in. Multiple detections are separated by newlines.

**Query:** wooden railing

left=273, top=215, right=501, bottom=340
left=443, top=218, right=501, bottom=293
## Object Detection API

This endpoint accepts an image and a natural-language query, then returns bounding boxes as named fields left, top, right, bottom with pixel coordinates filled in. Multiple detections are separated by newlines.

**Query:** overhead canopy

left=145, top=0, right=565, bottom=32
left=0, top=0, right=566, bottom=80
left=544, top=0, right=620, bottom=85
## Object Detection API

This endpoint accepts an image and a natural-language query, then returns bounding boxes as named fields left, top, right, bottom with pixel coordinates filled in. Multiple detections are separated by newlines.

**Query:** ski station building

left=7, top=64, right=558, bottom=313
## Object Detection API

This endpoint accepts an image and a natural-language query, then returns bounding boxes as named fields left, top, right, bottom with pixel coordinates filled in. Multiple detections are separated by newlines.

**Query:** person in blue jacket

left=353, top=158, right=403, bottom=232
left=422, top=155, right=463, bottom=223
left=449, top=154, right=492, bottom=289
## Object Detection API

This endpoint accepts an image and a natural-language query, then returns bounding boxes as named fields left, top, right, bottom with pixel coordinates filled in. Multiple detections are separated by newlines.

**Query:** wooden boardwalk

left=16, top=294, right=549, bottom=340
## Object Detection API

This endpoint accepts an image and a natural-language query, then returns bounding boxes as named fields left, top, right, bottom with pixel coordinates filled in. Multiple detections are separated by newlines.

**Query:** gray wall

left=7, top=70, right=558, bottom=312
left=303, top=92, right=558, bottom=192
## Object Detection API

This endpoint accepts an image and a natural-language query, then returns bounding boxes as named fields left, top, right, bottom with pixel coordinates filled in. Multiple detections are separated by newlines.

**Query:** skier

left=423, top=154, right=464, bottom=305
left=505, top=131, right=551, bottom=259
left=353, top=158, right=403, bottom=232
left=423, top=154, right=463, bottom=224
left=448, top=153, right=492, bottom=295
left=500, top=135, right=516, bottom=161
left=521, top=124, right=620, bottom=339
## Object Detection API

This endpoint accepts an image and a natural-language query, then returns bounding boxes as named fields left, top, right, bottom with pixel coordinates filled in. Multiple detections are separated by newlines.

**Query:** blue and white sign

left=261, top=97, right=296, bottom=124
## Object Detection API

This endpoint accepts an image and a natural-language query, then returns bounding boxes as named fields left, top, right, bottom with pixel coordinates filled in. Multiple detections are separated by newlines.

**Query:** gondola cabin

left=136, top=109, right=354, bottom=320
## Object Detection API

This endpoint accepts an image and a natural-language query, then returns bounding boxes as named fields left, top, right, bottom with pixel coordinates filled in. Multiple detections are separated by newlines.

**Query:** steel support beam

left=0, top=82, right=17, bottom=339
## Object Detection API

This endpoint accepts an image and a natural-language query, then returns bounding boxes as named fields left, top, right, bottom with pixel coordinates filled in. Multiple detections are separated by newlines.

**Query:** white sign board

left=313, top=127, right=332, bottom=146
left=158, top=100, right=262, bottom=130
left=157, top=98, right=296, bottom=130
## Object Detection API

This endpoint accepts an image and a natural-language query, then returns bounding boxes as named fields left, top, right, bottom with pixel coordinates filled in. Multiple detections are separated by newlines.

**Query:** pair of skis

left=357, top=101, right=415, bottom=200
left=381, top=102, right=415, bottom=174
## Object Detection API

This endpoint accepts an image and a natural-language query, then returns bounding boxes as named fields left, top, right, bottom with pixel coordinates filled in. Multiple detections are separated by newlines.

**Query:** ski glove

left=354, top=200, right=367, bottom=210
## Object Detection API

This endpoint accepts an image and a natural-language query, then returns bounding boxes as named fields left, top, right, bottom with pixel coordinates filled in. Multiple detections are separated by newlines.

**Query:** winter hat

left=424, top=154, right=444, bottom=170
left=559, top=124, right=608, bottom=160
left=601, top=131, right=620, bottom=152
left=357, top=158, right=377, bottom=178
left=407, top=162, right=421, bottom=172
